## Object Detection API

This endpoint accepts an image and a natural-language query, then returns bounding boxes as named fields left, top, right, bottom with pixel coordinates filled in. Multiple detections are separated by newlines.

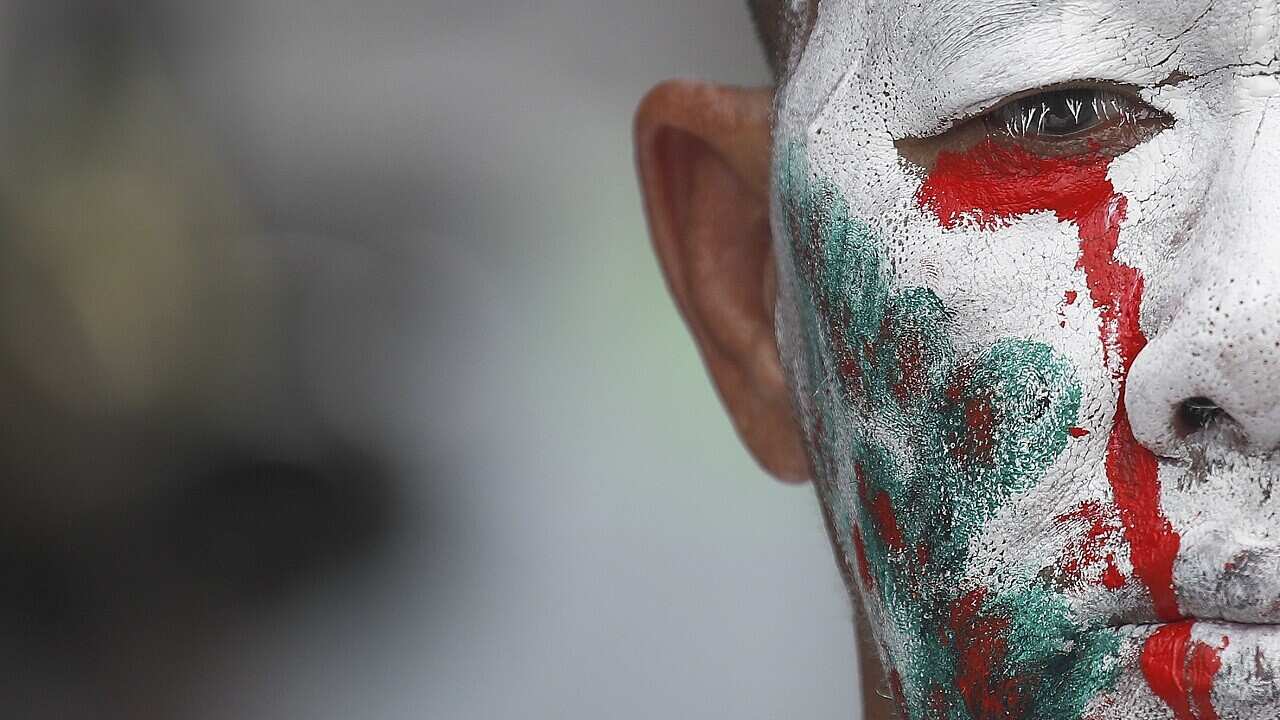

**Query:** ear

left=635, top=80, right=809, bottom=483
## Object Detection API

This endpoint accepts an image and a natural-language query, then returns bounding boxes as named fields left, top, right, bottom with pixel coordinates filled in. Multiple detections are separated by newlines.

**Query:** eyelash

left=895, top=84, right=1174, bottom=169
left=983, top=87, right=1169, bottom=143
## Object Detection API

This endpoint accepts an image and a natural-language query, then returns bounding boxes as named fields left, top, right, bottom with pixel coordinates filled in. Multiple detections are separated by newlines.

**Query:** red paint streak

left=871, top=491, right=906, bottom=553
left=919, top=140, right=1182, bottom=621
left=894, top=334, right=926, bottom=406
left=1109, top=405, right=1181, bottom=619
left=949, top=588, right=1032, bottom=720
left=917, top=143, right=1116, bottom=231
left=928, top=686, right=951, bottom=720
left=1142, top=622, right=1196, bottom=719
left=963, top=394, right=997, bottom=464
left=945, top=376, right=997, bottom=465
left=1059, top=291, right=1078, bottom=329
left=1055, top=501, right=1126, bottom=589
left=1068, top=160, right=1181, bottom=619
left=1188, top=639, right=1224, bottom=720
left=1141, top=622, right=1226, bottom=720
left=1102, top=554, right=1127, bottom=590
left=890, top=670, right=910, bottom=720
left=838, top=353, right=861, bottom=389
left=831, top=324, right=862, bottom=392
left=853, top=527, right=875, bottom=590
left=857, top=464, right=906, bottom=553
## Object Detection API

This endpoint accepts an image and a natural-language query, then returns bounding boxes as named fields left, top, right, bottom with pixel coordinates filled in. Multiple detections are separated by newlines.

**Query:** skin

left=637, top=2, right=1280, bottom=718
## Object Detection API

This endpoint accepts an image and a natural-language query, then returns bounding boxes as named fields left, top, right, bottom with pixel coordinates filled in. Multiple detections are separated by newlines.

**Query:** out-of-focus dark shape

left=0, top=3, right=408, bottom=716
left=160, top=452, right=390, bottom=601
left=0, top=1, right=854, bottom=718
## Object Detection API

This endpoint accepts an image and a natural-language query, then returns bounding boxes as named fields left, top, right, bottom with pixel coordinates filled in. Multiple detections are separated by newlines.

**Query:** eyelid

left=990, top=82, right=1143, bottom=110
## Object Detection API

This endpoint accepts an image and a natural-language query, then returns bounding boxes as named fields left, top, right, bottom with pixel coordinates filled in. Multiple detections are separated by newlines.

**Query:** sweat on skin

left=639, top=1, right=1280, bottom=718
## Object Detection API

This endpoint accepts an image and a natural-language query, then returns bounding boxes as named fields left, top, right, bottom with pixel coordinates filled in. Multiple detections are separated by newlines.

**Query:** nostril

left=1175, top=396, right=1225, bottom=437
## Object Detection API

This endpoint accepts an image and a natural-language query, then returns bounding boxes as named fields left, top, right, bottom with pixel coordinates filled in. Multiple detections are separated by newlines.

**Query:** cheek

left=780, top=140, right=1120, bottom=719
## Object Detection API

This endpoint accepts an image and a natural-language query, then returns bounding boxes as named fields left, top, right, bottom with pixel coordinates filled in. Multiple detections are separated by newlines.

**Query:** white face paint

left=772, top=2, right=1280, bottom=718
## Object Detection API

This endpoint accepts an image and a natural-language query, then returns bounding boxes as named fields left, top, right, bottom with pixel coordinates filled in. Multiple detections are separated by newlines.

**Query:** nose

left=1126, top=78, right=1280, bottom=456
left=1126, top=276, right=1280, bottom=455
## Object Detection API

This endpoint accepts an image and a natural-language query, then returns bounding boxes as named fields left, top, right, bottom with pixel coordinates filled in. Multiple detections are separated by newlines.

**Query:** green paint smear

left=777, top=142, right=1119, bottom=720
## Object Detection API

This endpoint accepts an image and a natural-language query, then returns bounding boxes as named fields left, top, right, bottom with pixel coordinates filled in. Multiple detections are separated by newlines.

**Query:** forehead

left=858, top=0, right=1271, bottom=58
left=802, top=0, right=1279, bottom=136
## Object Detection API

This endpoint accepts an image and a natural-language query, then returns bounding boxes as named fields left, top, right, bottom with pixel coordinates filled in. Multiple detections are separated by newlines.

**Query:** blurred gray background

left=0, top=1, right=860, bottom=717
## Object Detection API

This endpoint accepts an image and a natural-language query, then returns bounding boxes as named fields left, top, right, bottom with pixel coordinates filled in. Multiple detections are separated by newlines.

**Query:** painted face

left=773, top=2, right=1280, bottom=718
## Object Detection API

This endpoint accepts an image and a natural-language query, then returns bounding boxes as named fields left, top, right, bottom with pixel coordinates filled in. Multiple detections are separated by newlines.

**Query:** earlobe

left=634, top=80, right=810, bottom=483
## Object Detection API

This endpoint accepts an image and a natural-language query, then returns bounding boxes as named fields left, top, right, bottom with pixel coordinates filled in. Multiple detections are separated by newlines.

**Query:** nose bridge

left=1178, top=74, right=1280, bottom=306
left=1126, top=77, right=1280, bottom=454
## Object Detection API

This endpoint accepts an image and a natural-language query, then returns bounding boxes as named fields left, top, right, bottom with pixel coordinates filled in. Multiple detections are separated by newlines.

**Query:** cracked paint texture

left=779, top=143, right=1119, bottom=720
left=766, top=1, right=1280, bottom=718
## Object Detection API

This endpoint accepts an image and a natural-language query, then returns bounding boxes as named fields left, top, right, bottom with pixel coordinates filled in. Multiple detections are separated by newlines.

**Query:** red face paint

left=889, top=670, right=909, bottom=720
left=949, top=588, right=1033, bottom=720
left=859, top=463, right=907, bottom=553
left=1100, top=555, right=1127, bottom=590
left=1187, top=638, right=1226, bottom=720
left=916, top=142, right=1115, bottom=231
left=1140, top=621, right=1225, bottom=720
left=853, top=526, right=876, bottom=590
left=918, top=140, right=1183, bottom=621
left=962, top=394, right=998, bottom=464
left=919, top=139, right=1214, bottom=718
left=1055, top=501, right=1127, bottom=589
left=893, top=333, right=927, bottom=405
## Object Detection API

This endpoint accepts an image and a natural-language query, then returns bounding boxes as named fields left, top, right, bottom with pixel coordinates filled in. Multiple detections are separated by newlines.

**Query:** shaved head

left=747, top=0, right=815, bottom=80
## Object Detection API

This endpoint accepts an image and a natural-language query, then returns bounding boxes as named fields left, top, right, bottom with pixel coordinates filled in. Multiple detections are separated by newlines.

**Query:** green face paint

left=777, top=142, right=1120, bottom=720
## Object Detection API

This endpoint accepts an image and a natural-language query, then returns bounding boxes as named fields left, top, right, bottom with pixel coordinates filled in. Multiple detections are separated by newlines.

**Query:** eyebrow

left=913, top=0, right=1043, bottom=71
left=894, top=0, right=1227, bottom=79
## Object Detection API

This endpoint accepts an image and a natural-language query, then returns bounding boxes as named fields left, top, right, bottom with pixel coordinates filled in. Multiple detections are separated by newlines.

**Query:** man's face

left=774, top=2, right=1280, bottom=717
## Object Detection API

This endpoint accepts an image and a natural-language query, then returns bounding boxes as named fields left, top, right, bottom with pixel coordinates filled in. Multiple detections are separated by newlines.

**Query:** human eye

left=986, top=86, right=1170, bottom=154
left=897, top=84, right=1174, bottom=168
